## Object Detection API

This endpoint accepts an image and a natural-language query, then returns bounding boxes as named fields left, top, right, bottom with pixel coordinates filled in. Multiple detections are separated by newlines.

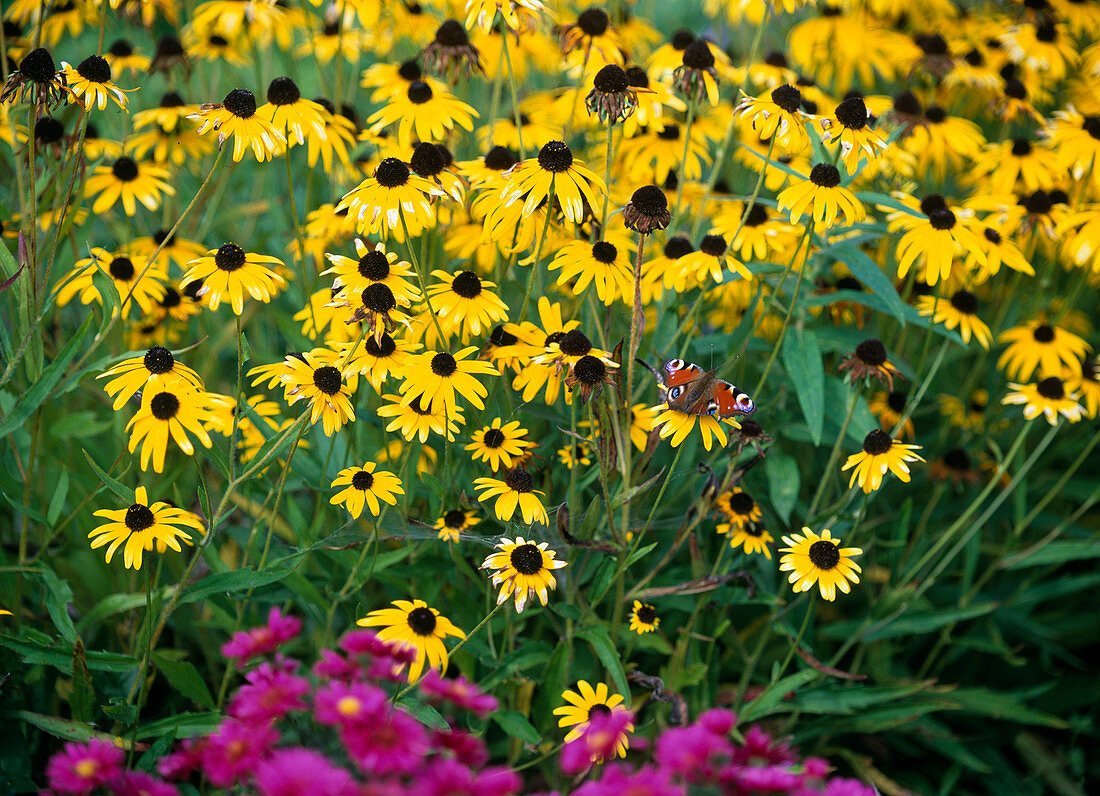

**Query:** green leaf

left=152, top=652, right=216, bottom=710
left=400, top=700, right=450, bottom=730
left=31, top=567, right=77, bottom=645
left=78, top=592, right=155, bottom=630
left=47, top=469, right=70, bottom=524
left=1003, top=541, right=1100, bottom=570
left=12, top=711, right=125, bottom=744
left=135, top=711, right=222, bottom=740
left=0, top=313, right=94, bottom=439
left=575, top=626, right=630, bottom=697
left=69, top=639, right=95, bottom=723
left=83, top=449, right=133, bottom=501
left=611, top=469, right=666, bottom=510
left=828, top=245, right=908, bottom=322
left=102, top=698, right=139, bottom=725
left=764, top=450, right=800, bottom=523
left=178, top=567, right=293, bottom=606
left=490, top=710, right=541, bottom=745
left=781, top=328, right=824, bottom=445
left=946, top=688, right=1068, bottom=729
left=738, top=669, right=819, bottom=722
left=626, top=542, right=658, bottom=567
left=0, top=633, right=139, bottom=673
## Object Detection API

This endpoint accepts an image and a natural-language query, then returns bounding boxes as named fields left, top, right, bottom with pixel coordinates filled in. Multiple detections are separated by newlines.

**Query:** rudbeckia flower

left=779, top=527, right=862, bottom=602
left=84, top=156, right=175, bottom=216
left=181, top=243, right=286, bottom=315
left=474, top=469, right=549, bottom=527
left=466, top=418, right=534, bottom=472
left=89, top=487, right=203, bottom=570
left=737, top=84, right=815, bottom=152
left=54, top=247, right=167, bottom=318
left=433, top=508, right=480, bottom=543
left=190, top=88, right=286, bottom=163
left=777, top=163, right=865, bottom=228
left=428, top=270, right=509, bottom=340
left=548, top=239, right=633, bottom=305
left=278, top=351, right=357, bottom=435
left=915, top=289, right=993, bottom=349
left=820, top=95, right=887, bottom=170
left=330, top=462, right=405, bottom=518
left=481, top=535, right=566, bottom=610
left=891, top=194, right=987, bottom=286
left=367, top=80, right=477, bottom=147
left=553, top=681, right=633, bottom=759
left=499, top=140, right=606, bottom=224
left=629, top=601, right=659, bottom=635
left=337, top=157, right=444, bottom=240
left=377, top=394, right=464, bottom=443
left=125, top=385, right=216, bottom=473
left=1002, top=377, right=1085, bottom=425
left=997, top=321, right=1091, bottom=381
left=867, top=390, right=914, bottom=440
left=357, top=599, right=465, bottom=683
left=256, top=76, right=327, bottom=147
left=841, top=429, right=925, bottom=493
left=61, top=55, right=132, bottom=110
left=650, top=403, right=739, bottom=451
left=97, top=345, right=204, bottom=410
left=398, top=346, right=498, bottom=413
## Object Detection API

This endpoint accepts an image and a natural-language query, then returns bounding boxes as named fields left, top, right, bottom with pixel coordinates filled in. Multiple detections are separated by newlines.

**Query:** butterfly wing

left=712, top=380, right=756, bottom=418
left=661, top=359, right=708, bottom=409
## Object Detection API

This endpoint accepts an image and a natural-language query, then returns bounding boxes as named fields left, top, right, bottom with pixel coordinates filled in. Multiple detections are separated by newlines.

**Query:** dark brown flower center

left=484, top=146, right=517, bottom=170
left=682, top=39, right=715, bottom=69
left=313, top=366, right=342, bottom=395
left=636, top=605, right=657, bottom=624
left=809, top=163, right=841, bottom=188
left=558, top=330, right=593, bottom=357
left=503, top=468, right=534, bottom=493
left=109, top=257, right=135, bottom=281
left=577, top=8, right=609, bottom=36
left=111, top=157, right=139, bottom=182
left=664, top=237, right=694, bottom=258
left=943, top=448, right=970, bottom=471
left=407, top=606, right=437, bottom=635
left=483, top=429, right=506, bottom=448
left=1032, top=324, right=1055, bottom=343
left=699, top=235, right=727, bottom=257
left=431, top=353, right=458, bottom=376
left=222, top=88, right=256, bottom=118
left=856, top=338, right=888, bottom=366
left=834, top=96, right=868, bottom=130
left=591, top=241, right=618, bottom=264
left=375, top=158, right=411, bottom=188
left=410, top=141, right=446, bottom=177
left=729, top=492, right=755, bottom=515
left=770, top=84, right=802, bottom=114
left=125, top=503, right=156, bottom=531
left=149, top=391, right=180, bottom=420
left=950, top=290, right=978, bottom=314
left=266, top=76, right=300, bottom=105
left=364, top=333, right=397, bottom=358
left=628, top=185, right=667, bottom=217
left=808, top=540, right=840, bottom=570
left=862, top=429, right=893, bottom=455
left=362, top=283, right=396, bottom=312
left=76, top=54, right=111, bottom=82
left=572, top=355, right=606, bottom=385
left=144, top=346, right=174, bottom=374
left=214, top=243, right=246, bottom=272
left=1036, top=377, right=1064, bottom=400
left=451, top=271, right=482, bottom=298
left=509, top=541, right=542, bottom=573
left=593, top=64, right=628, bottom=93
left=19, top=48, right=56, bottom=83
left=407, top=81, right=433, bottom=104
left=443, top=509, right=466, bottom=528
left=537, top=140, right=573, bottom=173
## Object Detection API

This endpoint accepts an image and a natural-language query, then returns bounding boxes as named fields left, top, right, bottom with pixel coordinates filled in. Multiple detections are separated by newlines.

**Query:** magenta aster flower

left=314, top=680, right=388, bottom=728
left=418, top=670, right=499, bottom=717
left=654, top=724, right=733, bottom=782
left=46, top=738, right=124, bottom=795
left=221, top=606, right=302, bottom=666
left=419, top=759, right=522, bottom=796
left=200, top=719, right=279, bottom=787
left=573, top=765, right=684, bottom=796
left=724, top=763, right=804, bottom=792
left=696, top=708, right=737, bottom=735
left=797, top=778, right=877, bottom=796
left=313, top=649, right=360, bottom=681
left=731, top=725, right=797, bottom=766
left=228, top=656, right=310, bottom=724
left=253, top=748, right=355, bottom=796
left=339, top=628, right=416, bottom=681
left=344, top=709, right=429, bottom=776
left=156, top=739, right=202, bottom=781
left=561, top=709, right=636, bottom=775
left=432, top=728, right=489, bottom=768
left=107, top=769, right=179, bottom=796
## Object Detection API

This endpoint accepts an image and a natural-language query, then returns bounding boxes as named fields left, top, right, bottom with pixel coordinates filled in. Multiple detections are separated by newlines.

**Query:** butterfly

left=659, top=358, right=756, bottom=418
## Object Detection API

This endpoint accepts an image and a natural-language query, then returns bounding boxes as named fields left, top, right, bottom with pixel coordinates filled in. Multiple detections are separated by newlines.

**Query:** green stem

left=806, top=383, right=859, bottom=520
left=671, top=99, right=697, bottom=229
left=499, top=28, right=526, bottom=159
left=399, top=209, right=446, bottom=343
left=776, top=593, right=815, bottom=678
left=516, top=178, right=556, bottom=322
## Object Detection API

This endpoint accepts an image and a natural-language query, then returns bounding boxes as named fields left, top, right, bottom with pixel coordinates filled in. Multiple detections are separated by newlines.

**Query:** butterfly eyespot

left=738, top=396, right=756, bottom=414
left=706, top=400, right=718, bottom=416
left=669, top=386, right=683, bottom=399
left=664, top=358, right=685, bottom=372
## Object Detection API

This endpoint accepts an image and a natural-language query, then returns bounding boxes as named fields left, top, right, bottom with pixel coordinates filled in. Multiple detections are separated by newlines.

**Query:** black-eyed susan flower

left=409, top=141, right=465, bottom=203
left=474, top=469, right=549, bottom=526
left=327, top=282, right=409, bottom=346
left=464, top=0, right=545, bottom=32
left=559, top=7, right=624, bottom=66
left=565, top=354, right=617, bottom=403
left=126, top=385, right=216, bottom=473
left=337, top=157, right=444, bottom=240
left=466, top=418, right=533, bottom=472
left=305, top=98, right=359, bottom=173
left=968, top=224, right=1034, bottom=282
left=422, top=19, right=483, bottom=79
left=54, top=247, right=167, bottom=318
left=916, top=289, right=992, bottom=349
left=557, top=441, right=592, bottom=469
left=104, top=38, right=151, bottom=75
left=256, top=76, right=327, bottom=148
left=841, top=429, right=925, bottom=494
left=672, top=38, right=720, bottom=105
left=433, top=508, right=480, bottom=543
left=868, top=390, right=914, bottom=439
left=1002, top=378, right=1085, bottom=425
left=724, top=522, right=774, bottom=559
left=279, top=351, right=357, bottom=436
left=500, top=140, right=606, bottom=224
left=715, top=202, right=799, bottom=263
left=680, top=233, right=752, bottom=284
left=1066, top=357, right=1100, bottom=419
left=84, top=156, right=175, bottom=216
left=891, top=194, right=988, bottom=286
left=190, top=88, right=286, bottom=163
left=629, top=601, right=659, bottom=635
left=481, top=535, right=566, bottom=611
left=553, top=681, right=633, bottom=759
left=428, top=270, right=509, bottom=340
left=820, top=95, right=887, bottom=170
left=357, top=599, right=465, bottom=683
left=548, top=239, right=632, bottom=305
left=367, top=80, right=477, bottom=147
left=89, top=486, right=204, bottom=570
left=60, top=55, right=132, bottom=111
left=737, top=84, right=814, bottom=152
left=98, top=345, right=204, bottom=410
left=338, top=333, right=420, bottom=392
left=779, top=527, right=862, bottom=602
left=323, top=239, right=420, bottom=304
left=399, top=346, right=498, bottom=413
left=650, top=403, right=739, bottom=451
left=939, top=389, right=992, bottom=432
left=1, top=47, right=68, bottom=109
left=777, top=163, right=865, bottom=228
left=181, top=243, right=286, bottom=315
left=621, top=184, right=671, bottom=235
left=929, top=448, right=982, bottom=486
left=131, top=91, right=195, bottom=133
left=585, top=64, right=639, bottom=124
left=838, top=338, right=902, bottom=391
left=715, top=488, right=762, bottom=533
left=619, top=121, right=713, bottom=185
left=377, top=394, right=464, bottom=443
left=629, top=403, right=659, bottom=450
left=330, top=462, right=405, bottom=518
left=998, top=321, right=1091, bottom=381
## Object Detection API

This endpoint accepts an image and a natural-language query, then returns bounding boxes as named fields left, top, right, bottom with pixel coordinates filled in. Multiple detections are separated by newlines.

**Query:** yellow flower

left=357, top=599, right=465, bottom=683
left=330, top=462, right=405, bottom=518
left=915, top=290, right=993, bottom=349
left=474, top=469, right=549, bottom=526
left=181, top=243, right=286, bottom=315
left=841, top=430, right=925, bottom=493
left=125, top=385, right=216, bottom=473
left=997, top=320, right=1091, bottom=381
left=189, top=88, right=286, bottom=163
left=552, top=681, right=633, bottom=759
left=89, top=486, right=204, bottom=570
left=777, top=163, right=865, bottom=228
left=779, top=527, right=862, bottom=602
left=481, top=535, right=566, bottom=611
left=1002, top=378, right=1085, bottom=425
left=650, top=403, right=739, bottom=450
left=629, top=601, right=659, bottom=634
left=466, top=418, right=533, bottom=472
left=84, top=157, right=175, bottom=216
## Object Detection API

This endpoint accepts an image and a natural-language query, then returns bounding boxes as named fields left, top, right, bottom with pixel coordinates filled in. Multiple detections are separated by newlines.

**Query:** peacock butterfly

left=659, top=358, right=756, bottom=418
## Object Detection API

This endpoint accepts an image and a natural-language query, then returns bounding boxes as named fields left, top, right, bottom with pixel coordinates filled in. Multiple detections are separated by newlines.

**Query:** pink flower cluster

left=42, top=609, right=875, bottom=796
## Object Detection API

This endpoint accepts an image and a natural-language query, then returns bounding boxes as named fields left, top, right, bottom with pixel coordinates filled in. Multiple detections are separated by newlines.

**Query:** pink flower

left=696, top=708, right=737, bottom=735
left=157, top=739, right=203, bottom=781
left=200, top=719, right=279, bottom=787
left=314, top=680, right=388, bottom=728
left=313, top=649, right=359, bottom=681
left=573, top=765, right=684, bottom=796
left=419, top=670, right=499, bottom=717
left=222, top=607, right=302, bottom=666
left=419, top=759, right=521, bottom=796
left=432, top=728, right=489, bottom=768
left=803, top=757, right=831, bottom=780
left=106, top=770, right=178, bottom=796
left=732, top=725, right=797, bottom=766
left=560, top=709, right=635, bottom=775
left=722, top=763, right=803, bottom=792
left=338, top=629, right=415, bottom=682
left=253, top=748, right=355, bottom=796
left=797, top=777, right=877, bottom=796
left=654, top=724, right=732, bottom=781
left=228, top=656, right=310, bottom=724
left=344, top=709, right=428, bottom=776
left=46, top=738, right=124, bottom=795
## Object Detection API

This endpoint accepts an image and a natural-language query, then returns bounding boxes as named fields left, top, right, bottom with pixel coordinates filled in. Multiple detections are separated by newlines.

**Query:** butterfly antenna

left=635, top=358, right=660, bottom=378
